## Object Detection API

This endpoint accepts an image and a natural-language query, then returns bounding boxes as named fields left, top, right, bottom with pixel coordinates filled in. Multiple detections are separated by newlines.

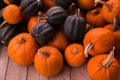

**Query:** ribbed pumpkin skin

left=20, top=0, right=43, bottom=16
left=34, top=46, right=63, bottom=77
left=54, top=0, right=72, bottom=10
left=87, top=54, right=120, bottom=80
left=64, top=15, right=86, bottom=41
left=46, top=6, right=67, bottom=25
left=31, top=22, right=54, bottom=45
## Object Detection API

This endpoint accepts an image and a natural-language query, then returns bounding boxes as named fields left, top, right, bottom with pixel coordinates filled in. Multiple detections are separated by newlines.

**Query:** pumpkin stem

left=73, top=48, right=79, bottom=54
left=76, top=8, right=80, bottom=17
left=0, top=21, right=7, bottom=28
left=94, top=0, right=112, bottom=12
left=38, top=49, right=49, bottom=57
left=37, top=11, right=47, bottom=20
left=91, top=9, right=99, bottom=15
left=19, top=37, right=25, bottom=44
left=69, top=3, right=76, bottom=10
left=84, top=42, right=94, bottom=57
left=102, top=46, right=115, bottom=68
left=112, top=15, right=118, bottom=31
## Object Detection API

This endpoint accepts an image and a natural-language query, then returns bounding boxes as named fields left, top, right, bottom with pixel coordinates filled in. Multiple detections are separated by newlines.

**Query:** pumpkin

left=2, top=4, right=23, bottom=25
left=8, top=33, right=39, bottom=66
left=87, top=47, right=120, bottom=80
left=34, top=46, right=63, bottom=77
left=104, top=15, right=120, bottom=50
left=54, top=0, right=72, bottom=10
left=83, top=28, right=115, bottom=57
left=48, top=30, right=69, bottom=51
left=86, top=24, right=95, bottom=32
left=65, top=43, right=86, bottom=67
left=28, top=12, right=46, bottom=33
left=64, top=8, right=86, bottom=41
left=20, top=0, right=43, bottom=16
left=86, top=7, right=107, bottom=27
left=8, top=0, right=21, bottom=5
left=31, top=22, right=55, bottom=45
left=3, top=0, right=11, bottom=4
left=46, top=6, right=67, bottom=25
left=0, top=23, right=20, bottom=46
left=95, top=0, right=120, bottom=23
left=76, top=0, right=95, bottom=10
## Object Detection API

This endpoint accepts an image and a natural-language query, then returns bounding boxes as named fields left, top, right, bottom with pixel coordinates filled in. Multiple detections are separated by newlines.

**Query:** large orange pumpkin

left=65, top=43, right=86, bottom=67
left=87, top=47, right=120, bottom=80
left=8, top=33, right=39, bottom=66
left=34, top=46, right=63, bottom=77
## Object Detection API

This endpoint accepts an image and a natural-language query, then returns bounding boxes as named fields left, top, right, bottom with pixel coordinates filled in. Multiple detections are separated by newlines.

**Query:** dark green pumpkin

left=9, top=0, right=21, bottom=5
left=0, top=23, right=20, bottom=46
left=46, top=6, right=67, bottom=25
left=54, top=0, right=72, bottom=10
left=31, top=22, right=54, bottom=45
left=20, top=0, right=44, bottom=16
left=64, top=8, right=86, bottom=41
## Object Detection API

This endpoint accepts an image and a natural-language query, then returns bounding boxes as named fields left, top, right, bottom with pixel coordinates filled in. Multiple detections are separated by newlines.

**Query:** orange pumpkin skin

left=8, top=33, right=39, bottom=66
left=76, top=0, right=95, bottom=10
left=86, top=8, right=107, bottom=27
left=65, top=43, right=86, bottom=67
left=34, top=46, right=63, bottom=77
left=87, top=54, right=120, bottom=80
left=48, top=30, right=69, bottom=51
left=3, top=0, right=11, bottom=4
left=101, top=0, right=120, bottom=23
left=43, top=0, right=56, bottom=10
left=28, top=16, right=46, bottom=33
left=2, top=4, right=23, bottom=24
left=83, top=28, right=115, bottom=55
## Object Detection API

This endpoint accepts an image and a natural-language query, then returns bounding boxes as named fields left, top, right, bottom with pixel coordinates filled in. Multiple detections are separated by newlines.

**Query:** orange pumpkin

left=2, top=4, right=23, bottom=24
left=34, top=46, right=63, bottom=77
left=8, top=33, right=39, bottom=66
left=87, top=47, right=120, bottom=80
left=83, top=28, right=115, bottom=57
left=65, top=43, right=86, bottom=67
left=28, top=12, right=46, bottom=33
left=43, top=0, right=56, bottom=10
left=86, top=7, right=107, bottom=27
left=48, top=30, right=69, bottom=51
left=3, top=0, right=11, bottom=4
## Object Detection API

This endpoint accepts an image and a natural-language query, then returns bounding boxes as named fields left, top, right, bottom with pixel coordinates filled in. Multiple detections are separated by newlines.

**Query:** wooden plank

left=0, top=46, right=9, bottom=80
left=70, top=63, right=91, bottom=80
left=49, top=64, right=70, bottom=80
left=5, top=58, right=27, bottom=80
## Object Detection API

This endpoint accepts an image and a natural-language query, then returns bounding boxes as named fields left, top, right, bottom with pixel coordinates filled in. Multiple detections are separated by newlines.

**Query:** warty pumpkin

left=34, top=46, right=63, bottom=77
left=83, top=27, right=115, bottom=57
left=65, top=43, right=86, bottom=67
left=8, top=33, right=39, bottom=66
left=87, top=47, right=120, bottom=80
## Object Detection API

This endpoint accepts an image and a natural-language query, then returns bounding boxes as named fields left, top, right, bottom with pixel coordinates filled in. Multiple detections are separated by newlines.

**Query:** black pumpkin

left=64, top=8, right=86, bottom=41
left=20, top=0, right=44, bottom=16
left=0, top=23, right=20, bottom=46
left=54, top=0, right=72, bottom=10
left=31, top=22, right=54, bottom=45
left=46, top=6, right=67, bottom=25
left=9, top=0, right=21, bottom=5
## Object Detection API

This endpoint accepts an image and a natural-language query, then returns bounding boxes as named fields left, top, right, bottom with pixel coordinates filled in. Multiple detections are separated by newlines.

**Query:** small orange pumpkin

left=2, top=4, right=23, bottom=24
left=34, top=46, right=63, bottom=77
left=87, top=47, right=120, bottom=80
left=65, top=43, right=86, bottom=67
left=48, top=30, right=69, bottom=51
left=8, top=33, right=39, bottom=66
left=3, top=0, right=11, bottom=4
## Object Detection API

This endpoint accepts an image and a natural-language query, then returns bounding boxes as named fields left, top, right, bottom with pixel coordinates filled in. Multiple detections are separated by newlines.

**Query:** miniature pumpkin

left=2, top=4, right=23, bottom=24
left=87, top=47, right=120, bottom=80
left=96, top=0, right=120, bottom=23
left=4, top=0, right=21, bottom=5
left=86, top=24, right=95, bottom=32
left=64, top=8, right=86, bottom=41
left=83, top=28, right=115, bottom=57
left=20, top=0, right=43, bottom=16
left=48, top=30, right=69, bottom=51
left=65, top=43, right=86, bottom=67
left=8, top=33, right=39, bottom=66
left=3, top=0, right=11, bottom=4
left=28, top=12, right=46, bottom=33
left=31, top=22, right=55, bottom=45
left=46, top=6, right=67, bottom=25
left=34, top=46, right=63, bottom=77
left=86, top=7, right=107, bottom=27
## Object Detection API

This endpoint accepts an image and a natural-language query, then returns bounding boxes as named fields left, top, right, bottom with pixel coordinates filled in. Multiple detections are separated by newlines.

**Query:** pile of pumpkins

left=0, top=0, right=120, bottom=79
